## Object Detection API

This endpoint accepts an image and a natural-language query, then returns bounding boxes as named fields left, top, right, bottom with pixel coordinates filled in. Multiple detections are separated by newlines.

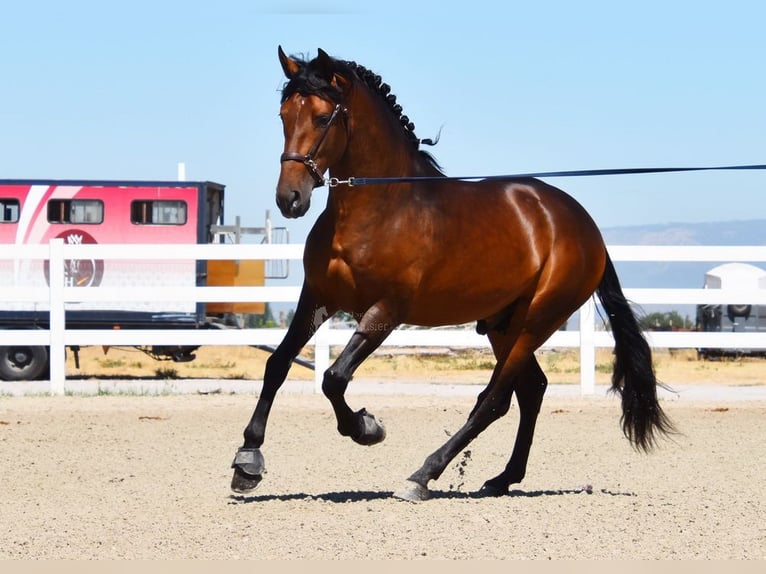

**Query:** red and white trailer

left=0, top=179, right=270, bottom=380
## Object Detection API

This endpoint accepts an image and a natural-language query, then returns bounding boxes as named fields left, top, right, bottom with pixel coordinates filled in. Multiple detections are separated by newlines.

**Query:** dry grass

left=64, top=344, right=766, bottom=387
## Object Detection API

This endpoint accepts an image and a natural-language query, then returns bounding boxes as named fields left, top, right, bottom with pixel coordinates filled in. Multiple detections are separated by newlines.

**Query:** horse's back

left=422, top=178, right=605, bottom=274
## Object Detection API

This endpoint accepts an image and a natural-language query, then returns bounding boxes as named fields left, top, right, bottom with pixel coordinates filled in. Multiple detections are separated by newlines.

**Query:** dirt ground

left=1, top=390, right=764, bottom=559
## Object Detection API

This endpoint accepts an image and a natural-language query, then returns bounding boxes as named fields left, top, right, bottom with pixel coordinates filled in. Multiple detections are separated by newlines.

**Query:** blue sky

left=3, top=0, right=765, bottom=260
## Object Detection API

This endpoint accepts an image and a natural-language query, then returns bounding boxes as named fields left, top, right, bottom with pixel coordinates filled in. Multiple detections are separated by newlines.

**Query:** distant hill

left=602, top=219, right=766, bottom=250
left=600, top=219, right=766, bottom=320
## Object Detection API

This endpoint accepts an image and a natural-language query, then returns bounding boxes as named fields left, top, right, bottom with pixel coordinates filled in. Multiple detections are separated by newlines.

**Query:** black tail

left=595, top=253, right=675, bottom=451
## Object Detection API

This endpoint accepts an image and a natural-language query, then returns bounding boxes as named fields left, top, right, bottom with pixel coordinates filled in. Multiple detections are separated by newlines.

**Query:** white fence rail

left=2, top=241, right=766, bottom=395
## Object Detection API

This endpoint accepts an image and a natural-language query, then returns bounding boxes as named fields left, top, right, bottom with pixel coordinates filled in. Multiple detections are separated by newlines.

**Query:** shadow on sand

left=228, top=486, right=635, bottom=504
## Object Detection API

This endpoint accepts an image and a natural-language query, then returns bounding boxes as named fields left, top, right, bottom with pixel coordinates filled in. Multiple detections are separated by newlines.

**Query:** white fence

left=2, top=241, right=766, bottom=395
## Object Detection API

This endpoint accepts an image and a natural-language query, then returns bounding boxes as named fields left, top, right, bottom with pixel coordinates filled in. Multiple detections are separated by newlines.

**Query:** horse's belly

left=404, top=285, right=522, bottom=327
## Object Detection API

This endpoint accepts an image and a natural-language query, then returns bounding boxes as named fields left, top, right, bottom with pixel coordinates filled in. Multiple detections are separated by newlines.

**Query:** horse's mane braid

left=341, top=60, right=422, bottom=150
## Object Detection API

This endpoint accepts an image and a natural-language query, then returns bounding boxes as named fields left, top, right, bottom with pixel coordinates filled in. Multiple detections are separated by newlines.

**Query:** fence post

left=48, top=238, right=66, bottom=395
left=313, top=322, right=330, bottom=393
left=579, top=297, right=596, bottom=395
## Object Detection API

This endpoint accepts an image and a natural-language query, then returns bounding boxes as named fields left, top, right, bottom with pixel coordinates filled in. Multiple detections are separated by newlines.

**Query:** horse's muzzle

left=277, top=189, right=311, bottom=219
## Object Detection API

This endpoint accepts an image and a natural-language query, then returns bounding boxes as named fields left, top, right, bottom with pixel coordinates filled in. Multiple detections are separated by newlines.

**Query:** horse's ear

left=316, top=48, right=335, bottom=82
left=278, top=45, right=300, bottom=79
left=317, top=48, right=350, bottom=91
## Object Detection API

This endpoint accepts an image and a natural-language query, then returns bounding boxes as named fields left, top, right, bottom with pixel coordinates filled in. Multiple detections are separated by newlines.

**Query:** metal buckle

left=328, top=177, right=354, bottom=188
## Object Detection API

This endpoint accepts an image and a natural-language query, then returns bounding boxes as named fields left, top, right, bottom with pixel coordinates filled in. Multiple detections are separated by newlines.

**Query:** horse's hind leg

left=480, top=355, right=547, bottom=496
left=395, top=330, right=545, bottom=502
left=231, top=285, right=331, bottom=494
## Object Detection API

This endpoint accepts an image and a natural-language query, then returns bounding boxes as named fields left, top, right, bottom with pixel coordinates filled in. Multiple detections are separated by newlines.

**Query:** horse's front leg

left=230, top=285, right=332, bottom=494
left=322, top=304, right=398, bottom=446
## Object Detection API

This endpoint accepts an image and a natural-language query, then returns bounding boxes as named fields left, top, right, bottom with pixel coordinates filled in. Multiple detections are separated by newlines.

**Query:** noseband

left=280, top=103, right=347, bottom=188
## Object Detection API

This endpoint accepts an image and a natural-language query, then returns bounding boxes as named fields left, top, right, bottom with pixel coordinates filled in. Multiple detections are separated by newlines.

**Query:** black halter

left=279, top=104, right=347, bottom=188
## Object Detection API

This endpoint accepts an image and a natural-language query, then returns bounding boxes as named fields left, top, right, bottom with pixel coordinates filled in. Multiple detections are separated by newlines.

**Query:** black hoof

left=231, top=466, right=263, bottom=494
left=230, top=448, right=266, bottom=494
left=478, top=479, right=508, bottom=497
left=352, top=408, right=386, bottom=446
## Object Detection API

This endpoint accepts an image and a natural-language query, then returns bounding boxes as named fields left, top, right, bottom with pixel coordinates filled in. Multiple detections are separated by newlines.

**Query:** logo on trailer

left=43, top=230, right=105, bottom=287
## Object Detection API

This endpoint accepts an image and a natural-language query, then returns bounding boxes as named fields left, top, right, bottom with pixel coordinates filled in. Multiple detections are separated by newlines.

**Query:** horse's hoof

left=230, top=447, right=266, bottom=494
left=393, top=480, right=430, bottom=502
left=352, top=408, right=386, bottom=446
left=478, top=480, right=508, bottom=497
left=230, top=466, right=263, bottom=494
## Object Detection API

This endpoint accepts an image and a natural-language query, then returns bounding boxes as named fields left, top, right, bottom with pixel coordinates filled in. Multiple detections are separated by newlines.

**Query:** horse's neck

left=325, top=90, right=436, bottom=226
left=331, top=146, right=416, bottom=180
left=334, top=88, right=429, bottom=178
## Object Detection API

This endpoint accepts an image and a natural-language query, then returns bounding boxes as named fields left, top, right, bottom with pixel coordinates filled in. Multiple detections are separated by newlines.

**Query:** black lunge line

left=328, top=163, right=766, bottom=187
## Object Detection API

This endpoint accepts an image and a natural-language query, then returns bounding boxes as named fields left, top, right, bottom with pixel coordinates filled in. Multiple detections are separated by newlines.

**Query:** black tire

left=726, top=304, right=752, bottom=319
left=0, top=346, right=50, bottom=381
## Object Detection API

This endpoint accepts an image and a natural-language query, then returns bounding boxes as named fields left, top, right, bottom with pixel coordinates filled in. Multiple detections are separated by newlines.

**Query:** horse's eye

left=315, top=115, right=331, bottom=128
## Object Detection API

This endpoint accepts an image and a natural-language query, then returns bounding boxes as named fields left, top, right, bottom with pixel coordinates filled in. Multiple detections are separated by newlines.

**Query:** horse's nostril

left=289, top=191, right=301, bottom=211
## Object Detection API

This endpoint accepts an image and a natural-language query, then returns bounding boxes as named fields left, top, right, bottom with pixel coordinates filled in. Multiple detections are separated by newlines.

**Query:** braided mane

left=281, top=52, right=441, bottom=170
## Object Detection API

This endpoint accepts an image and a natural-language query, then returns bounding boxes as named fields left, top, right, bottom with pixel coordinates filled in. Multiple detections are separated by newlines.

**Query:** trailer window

left=47, top=199, right=104, bottom=224
left=130, top=200, right=187, bottom=225
left=1, top=199, right=20, bottom=223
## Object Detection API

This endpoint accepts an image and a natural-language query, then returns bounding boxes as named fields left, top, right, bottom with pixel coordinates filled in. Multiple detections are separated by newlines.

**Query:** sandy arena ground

left=1, top=386, right=764, bottom=559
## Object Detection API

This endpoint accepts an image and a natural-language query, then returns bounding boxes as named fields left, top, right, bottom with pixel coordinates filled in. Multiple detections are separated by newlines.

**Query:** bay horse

left=230, top=46, right=674, bottom=501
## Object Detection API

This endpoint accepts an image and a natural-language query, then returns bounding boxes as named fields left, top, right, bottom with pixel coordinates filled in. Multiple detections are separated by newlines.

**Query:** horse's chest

left=306, top=239, right=408, bottom=308
left=327, top=249, right=394, bottom=290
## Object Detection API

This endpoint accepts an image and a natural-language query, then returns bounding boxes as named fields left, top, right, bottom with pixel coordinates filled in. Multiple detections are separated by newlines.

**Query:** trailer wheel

left=726, top=304, right=752, bottom=319
left=0, top=346, right=50, bottom=381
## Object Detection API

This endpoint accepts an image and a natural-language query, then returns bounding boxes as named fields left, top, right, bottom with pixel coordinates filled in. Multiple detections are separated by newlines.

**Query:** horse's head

left=276, top=46, right=350, bottom=218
